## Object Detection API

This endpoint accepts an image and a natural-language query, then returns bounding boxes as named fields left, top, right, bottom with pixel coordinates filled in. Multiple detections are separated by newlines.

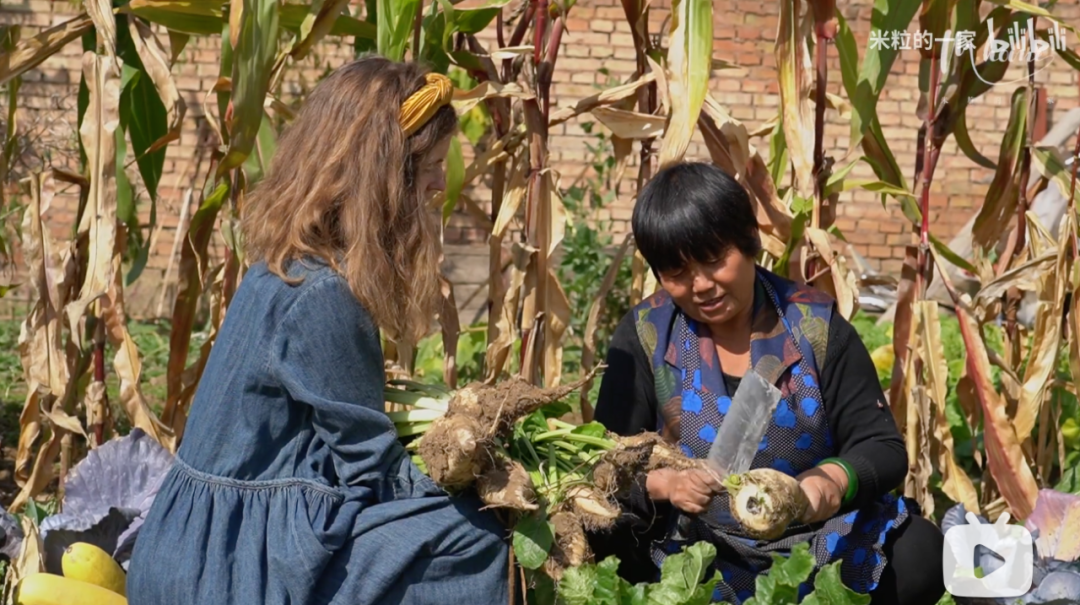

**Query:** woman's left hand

left=796, top=465, right=848, bottom=524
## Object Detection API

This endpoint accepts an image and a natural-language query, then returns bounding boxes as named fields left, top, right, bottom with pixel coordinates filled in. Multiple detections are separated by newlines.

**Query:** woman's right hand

left=646, top=468, right=724, bottom=514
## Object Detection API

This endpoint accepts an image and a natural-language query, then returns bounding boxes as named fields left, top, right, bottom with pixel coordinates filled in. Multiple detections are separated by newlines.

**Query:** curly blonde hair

left=241, top=56, right=457, bottom=346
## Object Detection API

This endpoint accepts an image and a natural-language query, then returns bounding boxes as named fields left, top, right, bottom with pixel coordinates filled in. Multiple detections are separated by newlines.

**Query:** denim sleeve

left=270, top=274, right=413, bottom=505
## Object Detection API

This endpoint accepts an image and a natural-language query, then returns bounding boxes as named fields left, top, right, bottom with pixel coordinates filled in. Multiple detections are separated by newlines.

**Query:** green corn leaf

left=954, top=111, right=996, bottom=170
left=242, top=111, right=277, bottom=185
left=218, top=0, right=279, bottom=176
left=377, top=0, right=420, bottom=62
left=972, top=86, right=1028, bottom=251
left=850, top=0, right=919, bottom=150
left=442, top=136, right=464, bottom=226
left=657, top=0, right=712, bottom=169
left=127, top=0, right=225, bottom=35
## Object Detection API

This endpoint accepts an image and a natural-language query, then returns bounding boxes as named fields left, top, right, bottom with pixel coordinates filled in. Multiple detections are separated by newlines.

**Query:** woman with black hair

left=590, top=162, right=945, bottom=605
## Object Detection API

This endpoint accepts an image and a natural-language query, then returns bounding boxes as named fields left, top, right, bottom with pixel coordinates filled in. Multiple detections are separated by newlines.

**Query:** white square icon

left=942, top=511, right=1034, bottom=598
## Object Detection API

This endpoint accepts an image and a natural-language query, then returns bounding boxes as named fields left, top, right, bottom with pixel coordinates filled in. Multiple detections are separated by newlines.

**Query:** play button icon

left=973, top=544, right=1006, bottom=578
left=942, top=511, right=1034, bottom=598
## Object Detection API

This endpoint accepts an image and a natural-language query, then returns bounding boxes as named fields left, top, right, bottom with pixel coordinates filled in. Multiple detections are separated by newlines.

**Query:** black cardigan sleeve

left=594, top=309, right=658, bottom=437
left=818, top=312, right=909, bottom=509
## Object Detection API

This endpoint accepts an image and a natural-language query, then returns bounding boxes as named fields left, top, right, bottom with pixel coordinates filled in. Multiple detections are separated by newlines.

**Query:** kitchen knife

left=670, top=369, right=783, bottom=540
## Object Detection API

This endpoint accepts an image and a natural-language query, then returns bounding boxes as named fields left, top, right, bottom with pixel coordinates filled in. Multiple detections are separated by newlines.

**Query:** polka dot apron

left=631, top=267, right=910, bottom=604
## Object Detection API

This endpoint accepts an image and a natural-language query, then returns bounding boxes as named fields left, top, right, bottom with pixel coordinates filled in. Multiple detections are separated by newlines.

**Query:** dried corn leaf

left=1017, top=212, right=1073, bottom=443
left=630, top=249, right=647, bottom=307
left=129, top=19, right=187, bottom=155
left=1024, top=210, right=1056, bottom=258
left=84, top=0, right=118, bottom=66
left=547, top=171, right=568, bottom=261
left=165, top=183, right=229, bottom=430
left=84, top=380, right=107, bottom=447
left=698, top=95, right=793, bottom=252
left=0, top=14, right=93, bottom=87
left=657, top=0, right=712, bottom=168
left=612, top=136, right=632, bottom=188
left=918, top=300, right=981, bottom=514
left=485, top=242, right=532, bottom=383
left=934, top=254, right=1039, bottom=519
left=804, top=227, right=858, bottom=320
left=103, top=230, right=174, bottom=450
left=548, top=72, right=656, bottom=126
left=747, top=154, right=794, bottom=243
left=9, top=432, right=62, bottom=513
left=698, top=95, right=750, bottom=181
left=289, top=0, right=350, bottom=60
left=899, top=308, right=931, bottom=514
left=975, top=250, right=1057, bottom=303
left=580, top=235, right=634, bottom=422
left=775, top=0, right=815, bottom=200
left=14, top=173, right=74, bottom=489
left=543, top=268, right=572, bottom=388
left=493, top=155, right=528, bottom=239
left=437, top=274, right=460, bottom=389
left=10, top=516, right=43, bottom=579
left=647, top=55, right=672, bottom=117
left=888, top=246, right=919, bottom=427
left=172, top=263, right=225, bottom=442
left=590, top=107, right=666, bottom=140
left=67, top=52, right=121, bottom=345
left=1032, top=146, right=1080, bottom=210
left=453, top=80, right=534, bottom=115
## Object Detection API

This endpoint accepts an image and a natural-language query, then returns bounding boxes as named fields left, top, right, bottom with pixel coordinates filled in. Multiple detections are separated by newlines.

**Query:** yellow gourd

left=61, top=542, right=127, bottom=596
left=14, top=573, right=127, bottom=605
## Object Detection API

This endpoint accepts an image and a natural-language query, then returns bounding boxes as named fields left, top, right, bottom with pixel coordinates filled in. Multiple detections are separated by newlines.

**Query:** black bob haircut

left=631, top=161, right=761, bottom=274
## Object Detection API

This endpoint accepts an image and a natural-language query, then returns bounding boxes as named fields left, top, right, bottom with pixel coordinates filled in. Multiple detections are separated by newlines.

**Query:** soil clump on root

left=543, top=512, right=592, bottom=581
left=477, top=458, right=538, bottom=511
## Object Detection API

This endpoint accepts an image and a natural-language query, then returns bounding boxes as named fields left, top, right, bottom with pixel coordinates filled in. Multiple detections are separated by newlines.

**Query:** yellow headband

left=398, top=73, right=455, bottom=137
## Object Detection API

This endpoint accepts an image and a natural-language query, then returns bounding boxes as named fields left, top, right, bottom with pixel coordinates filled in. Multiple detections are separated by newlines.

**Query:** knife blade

left=705, top=369, right=783, bottom=481
left=670, top=369, right=782, bottom=540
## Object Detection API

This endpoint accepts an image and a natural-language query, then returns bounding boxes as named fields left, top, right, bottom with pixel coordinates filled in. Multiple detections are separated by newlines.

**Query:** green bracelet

left=817, top=457, right=858, bottom=505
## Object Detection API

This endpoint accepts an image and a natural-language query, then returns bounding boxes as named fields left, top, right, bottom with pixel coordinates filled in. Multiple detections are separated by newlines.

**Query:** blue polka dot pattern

left=853, top=548, right=867, bottom=565
left=682, top=391, right=703, bottom=413
left=774, top=400, right=797, bottom=428
left=824, top=532, right=841, bottom=553
left=717, top=396, right=731, bottom=415
left=772, top=458, right=796, bottom=476
left=795, top=433, right=813, bottom=450
left=800, top=397, right=820, bottom=418
left=698, top=425, right=717, bottom=443
left=802, top=374, right=816, bottom=388
left=758, top=434, right=769, bottom=451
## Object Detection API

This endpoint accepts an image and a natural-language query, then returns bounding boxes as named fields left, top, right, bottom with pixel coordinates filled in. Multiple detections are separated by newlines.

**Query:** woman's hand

left=796, top=464, right=848, bottom=523
left=646, top=468, right=724, bottom=514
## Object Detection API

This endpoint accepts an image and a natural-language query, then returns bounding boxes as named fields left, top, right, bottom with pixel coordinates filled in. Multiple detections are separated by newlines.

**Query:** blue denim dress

left=127, top=258, right=509, bottom=605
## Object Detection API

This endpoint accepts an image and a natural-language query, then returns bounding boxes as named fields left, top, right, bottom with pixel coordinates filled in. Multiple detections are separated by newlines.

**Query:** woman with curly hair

left=128, top=57, right=509, bottom=605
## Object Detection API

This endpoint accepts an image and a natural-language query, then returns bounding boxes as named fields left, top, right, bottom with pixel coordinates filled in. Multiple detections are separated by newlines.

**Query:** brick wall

left=2, top=0, right=1079, bottom=317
